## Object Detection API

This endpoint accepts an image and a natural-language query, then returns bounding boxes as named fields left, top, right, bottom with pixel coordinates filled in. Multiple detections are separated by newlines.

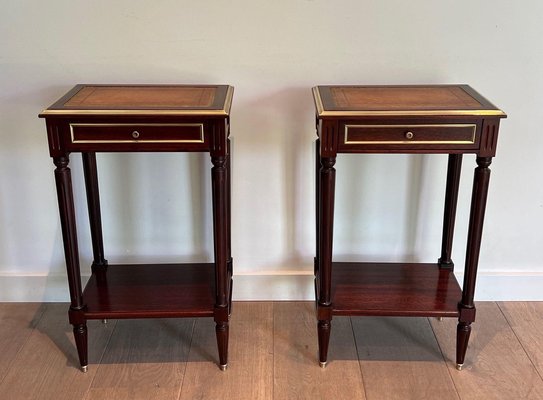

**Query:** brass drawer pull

left=405, top=131, right=414, bottom=140
left=131, top=130, right=140, bottom=139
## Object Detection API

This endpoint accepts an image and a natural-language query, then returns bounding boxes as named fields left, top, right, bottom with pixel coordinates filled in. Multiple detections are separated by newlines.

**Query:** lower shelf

left=82, top=263, right=217, bottom=319
left=330, top=262, right=462, bottom=317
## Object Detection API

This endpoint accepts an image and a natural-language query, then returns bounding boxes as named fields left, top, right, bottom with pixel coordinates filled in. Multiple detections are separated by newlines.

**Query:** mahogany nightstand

left=312, top=85, right=506, bottom=370
left=40, top=84, right=234, bottom=372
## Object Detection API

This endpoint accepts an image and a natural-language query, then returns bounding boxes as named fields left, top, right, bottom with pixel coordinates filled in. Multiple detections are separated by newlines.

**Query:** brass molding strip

left=223, top=85, right=234, bottom=115
left=70, top=123, right=205, bottom=144
left=323, top=109, right=505, bottom=117
left=344, top=124, right=477, bottom=145
left=43, top=109, right=228, bottom=117
left=312, top=86, right=325, bottom=116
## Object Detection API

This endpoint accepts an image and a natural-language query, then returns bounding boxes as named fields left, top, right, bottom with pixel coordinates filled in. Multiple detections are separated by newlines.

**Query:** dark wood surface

left=83, top=263, right=216, bottom=319
left=71, top=123, right=204, bottom=143
left=313, top=84, right=506, bottom=368
left=331, top=262, right=462, bottom=317
left=41, top=84, right=233, bottom=371
left=439, top=154, right=463, bottom=270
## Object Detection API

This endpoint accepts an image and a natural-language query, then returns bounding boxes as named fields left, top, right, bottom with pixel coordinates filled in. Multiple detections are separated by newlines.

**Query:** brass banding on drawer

left=70, top=123, right=204, bottom=144
left=344, top=124, right=477, bottom=145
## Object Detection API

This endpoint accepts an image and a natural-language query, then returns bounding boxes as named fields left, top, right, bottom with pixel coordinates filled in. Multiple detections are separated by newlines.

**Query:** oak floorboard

left=498, top=302, right=543, bottom=377
left=0, top=303, right=45, bottom=383
left=0, top=303, right=115, bottom=400
left=353, top=316, right=458, bottom=400
left=85, top=318, right=195, bottom=400
left=179, top=302, right=273, bottom=400
left=274, top=302, right=365, bottom=400
left=431, top=302, right=543, bottom=399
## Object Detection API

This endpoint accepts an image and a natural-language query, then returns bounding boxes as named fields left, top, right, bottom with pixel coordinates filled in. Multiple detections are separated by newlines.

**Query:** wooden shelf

left=82, top=263, right=218, bottom=319
left=331, top=262, right=461, bottom=317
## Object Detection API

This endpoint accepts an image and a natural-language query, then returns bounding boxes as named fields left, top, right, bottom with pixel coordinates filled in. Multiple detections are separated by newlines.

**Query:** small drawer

left=69, top=123, right=204, bottom=144
left=344, top=124, right=477, bottom=145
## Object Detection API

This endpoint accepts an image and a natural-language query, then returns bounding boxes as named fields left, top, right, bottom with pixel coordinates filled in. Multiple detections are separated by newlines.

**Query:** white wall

left=1, top=1, right=542, bottom=301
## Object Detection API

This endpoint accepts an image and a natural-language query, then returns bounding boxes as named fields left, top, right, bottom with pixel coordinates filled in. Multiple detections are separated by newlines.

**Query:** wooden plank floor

left=0, top=301, right=542, bottom=399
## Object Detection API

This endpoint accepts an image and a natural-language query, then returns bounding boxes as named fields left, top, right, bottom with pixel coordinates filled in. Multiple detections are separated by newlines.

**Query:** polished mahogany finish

left=83, top=263, right=216, bottom=318
left=313, top=85, right=506, bottom=368
left=331, top=262, right=462, bottom=317
left=40, top=84, right=234, bottom=371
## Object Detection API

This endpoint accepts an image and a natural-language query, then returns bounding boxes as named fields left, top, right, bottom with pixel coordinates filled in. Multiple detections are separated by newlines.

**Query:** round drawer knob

left=405, top=131, right=414, bottom=140
left=131, top=131, right=140, bottom=139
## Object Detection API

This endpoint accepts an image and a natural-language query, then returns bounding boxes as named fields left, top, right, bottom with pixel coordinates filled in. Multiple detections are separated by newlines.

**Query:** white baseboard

left=0, top=272, right=542, bottom=302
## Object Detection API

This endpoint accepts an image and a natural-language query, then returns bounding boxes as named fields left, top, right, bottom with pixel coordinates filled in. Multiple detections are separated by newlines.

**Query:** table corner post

left=210, top=118, right=230, bottom=370
left=457, top=155, right=493, bottom=367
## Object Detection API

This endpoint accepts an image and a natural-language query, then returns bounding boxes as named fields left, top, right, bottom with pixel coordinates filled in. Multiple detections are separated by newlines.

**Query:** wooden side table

left=39, top=84, right=234, bottom=371
left=312, top=85, right=506, bottom=370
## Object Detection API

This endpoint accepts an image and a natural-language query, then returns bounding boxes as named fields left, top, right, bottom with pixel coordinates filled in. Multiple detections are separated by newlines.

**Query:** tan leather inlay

left=64, top=86, right=216, bottom=109
left=330, top=87, right=482, bottom=111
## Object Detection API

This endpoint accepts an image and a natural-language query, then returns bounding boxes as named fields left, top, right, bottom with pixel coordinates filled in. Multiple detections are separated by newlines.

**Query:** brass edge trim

left=319, top=109, right=505, bottom=117
left=312, top=87, right=325, bottom=116
left=344, top=124, right=477, bottom=145
left=43, top=109, right=228, bottom=116
left=223, top=86, right=234, bottom=115
left=70, top=123, right=205, bottom=144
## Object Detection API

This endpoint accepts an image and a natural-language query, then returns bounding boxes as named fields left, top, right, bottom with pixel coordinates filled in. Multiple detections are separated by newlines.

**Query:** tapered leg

left=226, top=140, right=233, bottom=278
left=456, top=322, right=471, bottom=370
left=215, top=321, right=229, bottom=371
left=82, top=152, right=108, bottom=272
left=439, top=154, right=463, bottom=270
left=456, top=156, right=492, bottom=368
left=317, top=156, right=336, bottom=367
left=73, top=323, right=88, bottom=372
left=314, top=139, right=321, bottom=278
left=54, top=155, right=88, bottom=371
left=318, top=320, right=331, bottom=368
left=211, top=154, right=230, bottom=370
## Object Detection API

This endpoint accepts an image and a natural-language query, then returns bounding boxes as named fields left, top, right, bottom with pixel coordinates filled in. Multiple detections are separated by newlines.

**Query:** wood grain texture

left=331, top=262, right=462, bottom=317
left=0, top=303, right=114, bottom=400
left=274, top=302, right=365, bottom=400
left=82, top=264, right=215, bottom=319
left=353, top=316, right=458, bottom=400
left=498, top=302, right=543, bottom=377
left=0, top=303, right=45, bottom=382
left=180, top=302, right=273, bottom=400
left=431, top=302, right=543, bottom=399
left=86, top=318, right=194, bottom=400
left=2, top=301, right=543, bottom=399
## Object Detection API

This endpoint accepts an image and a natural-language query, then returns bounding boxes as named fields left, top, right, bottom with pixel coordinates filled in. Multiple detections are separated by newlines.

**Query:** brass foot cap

left=437, top=317, right=443, bottom=321
left=456, top=363, right=463, bottom=371
left=219, top=364, right=228, bottom=371
left=319, top=361, right=327, bottom=369
left=81, top=365, right=88, bottom=373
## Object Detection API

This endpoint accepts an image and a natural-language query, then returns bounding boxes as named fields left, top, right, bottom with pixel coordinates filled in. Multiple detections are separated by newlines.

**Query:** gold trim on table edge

left=70, top=123, right=205, bottom=144
left=312, top=86, right=506, bottom=117
left=41, top=86, right=234, bottom=117
left=344, top=124, right=477, bottom=145
left=223, top=85, right=234, bottom=115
